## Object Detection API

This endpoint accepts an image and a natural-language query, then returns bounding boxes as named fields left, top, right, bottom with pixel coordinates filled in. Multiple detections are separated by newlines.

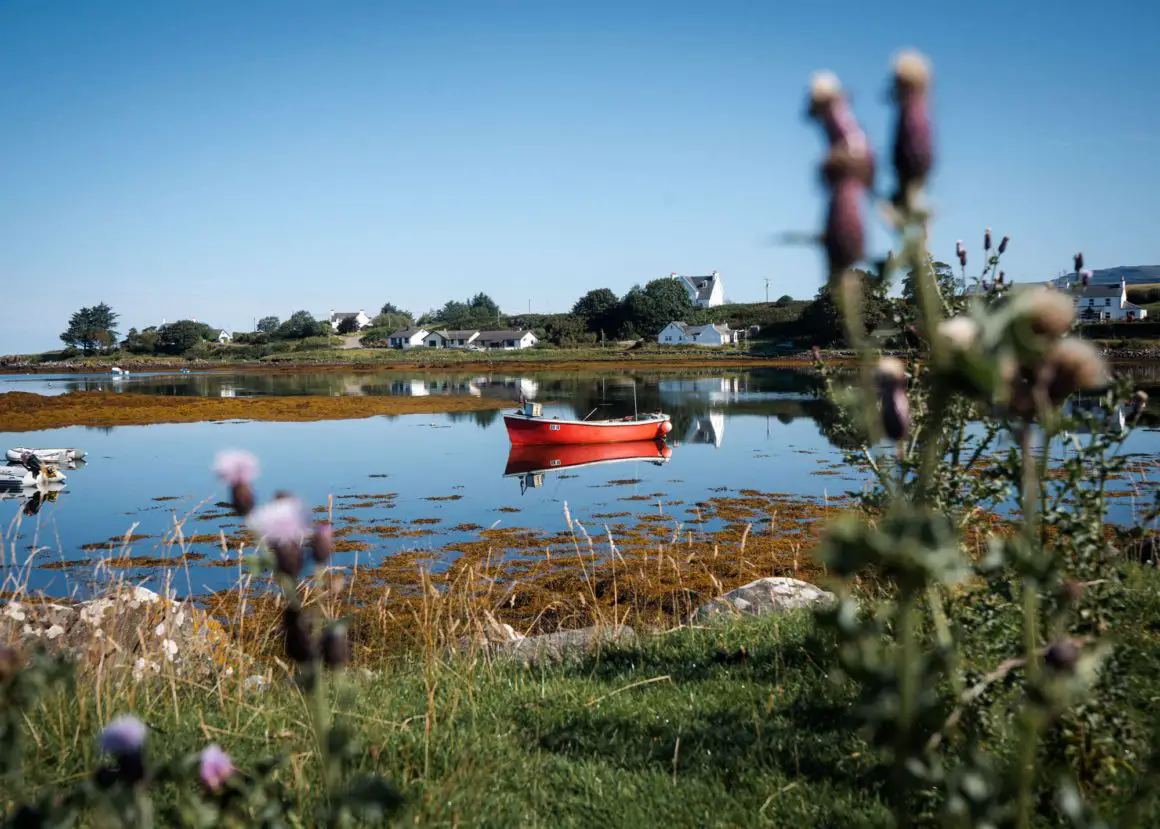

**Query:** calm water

left=2, top=367, right=1157, bottom=598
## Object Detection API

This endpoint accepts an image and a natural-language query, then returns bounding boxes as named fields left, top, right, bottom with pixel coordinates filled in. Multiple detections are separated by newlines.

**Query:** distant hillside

left=1088, top=265, right=1160, bottom=285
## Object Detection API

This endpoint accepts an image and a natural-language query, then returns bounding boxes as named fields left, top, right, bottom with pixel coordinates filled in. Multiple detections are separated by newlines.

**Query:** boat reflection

left=503, top=440, right=673, bottom=494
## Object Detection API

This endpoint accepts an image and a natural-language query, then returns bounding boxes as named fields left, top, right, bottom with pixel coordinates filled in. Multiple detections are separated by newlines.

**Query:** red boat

left=504, top=402, right=673, bottom=446
left=503, top=440, right=673, bottom=477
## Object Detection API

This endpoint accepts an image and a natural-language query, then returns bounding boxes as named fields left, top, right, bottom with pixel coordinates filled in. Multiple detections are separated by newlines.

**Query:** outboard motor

left=22, top=452, right=41, bottom=476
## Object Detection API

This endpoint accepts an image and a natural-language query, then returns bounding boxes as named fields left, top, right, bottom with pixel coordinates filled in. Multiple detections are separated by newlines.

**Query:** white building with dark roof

left=657, top=321, right=739, bottom=346
left=671, top=271, right=724, bottom=308
left=1073, top=278, right=1147, bottom=321
left=328, top=309, right=373, bottom=331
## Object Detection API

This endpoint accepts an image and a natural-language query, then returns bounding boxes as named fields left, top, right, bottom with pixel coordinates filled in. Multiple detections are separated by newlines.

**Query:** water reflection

left=503, top=440, right=672, bottom=494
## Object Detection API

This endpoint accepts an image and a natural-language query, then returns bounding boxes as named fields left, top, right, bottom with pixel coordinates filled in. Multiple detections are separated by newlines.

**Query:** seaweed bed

left=0, top=390, right=513, bottom=431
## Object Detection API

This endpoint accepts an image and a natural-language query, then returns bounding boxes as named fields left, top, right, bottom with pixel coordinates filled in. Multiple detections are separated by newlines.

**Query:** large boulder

left=688, top=577, right=836, bottom=624
left=493, top=625, right=636, bottom=667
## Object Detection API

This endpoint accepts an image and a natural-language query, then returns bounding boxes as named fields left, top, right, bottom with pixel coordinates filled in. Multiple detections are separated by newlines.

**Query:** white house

left=387, top=327, right=430, bottom=349
left=657, top=321, right=739, bottom=346
left=211, top=329, right=232, bottom=344
left=671, top=271, right=725, bottom=308
left=424, top=329, right=482, bottom=348
left=329, top=309, right=373, bottom=331
left=476, top=330, right=539, bottom=349
left=1073, top=278, right=1147, bottom=322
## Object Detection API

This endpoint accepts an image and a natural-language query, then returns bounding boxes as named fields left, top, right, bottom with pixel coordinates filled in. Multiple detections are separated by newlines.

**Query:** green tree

left=901, top=257, right=960, bottom=309
left=156, top=320, right=214, bottom=355
left=336, top=316, right=361, bottom=335
left=799, top=269, right=891, bottom=346
left=122, top=327, right=160, bottom=355
left=256, top=316, right=280, bottom=334
left=277, top=310, right=323, bottom=339
left=468, top=292, right=500, bottom=317
left=60, top=303, right=120, bottom=354
left=379, top=302, right=409, bottom=317
left=571, top=288, right=620, bottom=335
left=617, top=278, right=695, bottom=338
left=775, top=294, right=794, bottom=306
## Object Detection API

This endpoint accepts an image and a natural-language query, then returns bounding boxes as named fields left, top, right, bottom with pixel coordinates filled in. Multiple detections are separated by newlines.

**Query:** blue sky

left=1, top=0, right=1157, bottom=355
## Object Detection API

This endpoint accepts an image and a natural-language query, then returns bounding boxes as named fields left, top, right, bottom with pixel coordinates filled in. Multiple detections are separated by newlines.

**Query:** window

left=1105, top=298, right=1111, bottom=306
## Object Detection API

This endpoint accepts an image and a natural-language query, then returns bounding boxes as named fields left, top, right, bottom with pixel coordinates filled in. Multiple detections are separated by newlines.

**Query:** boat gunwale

left=503, top=412, right=671, bottom=428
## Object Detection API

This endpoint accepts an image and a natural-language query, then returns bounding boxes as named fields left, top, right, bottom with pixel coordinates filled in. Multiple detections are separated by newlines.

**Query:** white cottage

left=476, top=330, right=539, bottom=349
left=387, top=327, right=430, bottom=349
left=1073, top=278, right=1147, bottom=321
left=671, top=271, right=724, bottom=308
left=424, top=329, right=482, bottom=348
left=657, top=321, right=739, bottom=346
left=329, top=309, right=373, bottom=331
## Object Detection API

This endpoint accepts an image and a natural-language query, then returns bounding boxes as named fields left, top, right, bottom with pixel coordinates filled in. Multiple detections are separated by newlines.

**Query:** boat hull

left=503, top=413, right=672, bottom=446
left=504, top=440, right=672, bottom=476
left=6, top=448, right=85, bottom=464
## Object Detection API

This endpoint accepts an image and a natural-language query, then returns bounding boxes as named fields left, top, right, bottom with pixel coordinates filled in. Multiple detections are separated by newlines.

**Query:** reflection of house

left=1073, top=278, right=1147, bottom=321
left=657, top=377, right=739, bottom=404
left=657, top=321, right=738, bottom=346
left=390, top=379, right=429, bottom=396
left=685, top=412, right=725, bottom=447
left=387, top=327, right=430, bottom=349
left=477, top=330, right=538, bottom=349
left=670, top=271, right=724, bottom=308
left=329, top=309, right=373, bottom=331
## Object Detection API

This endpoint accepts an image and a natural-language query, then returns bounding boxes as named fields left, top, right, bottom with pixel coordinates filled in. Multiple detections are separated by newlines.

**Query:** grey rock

left=493, top=625, right=636, bottom=667
left=688, top=577, right=836, bottom=624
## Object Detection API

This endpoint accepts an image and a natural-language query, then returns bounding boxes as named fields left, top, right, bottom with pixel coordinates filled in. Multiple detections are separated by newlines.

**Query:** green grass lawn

left=10, top=569, right=1160, bottom=827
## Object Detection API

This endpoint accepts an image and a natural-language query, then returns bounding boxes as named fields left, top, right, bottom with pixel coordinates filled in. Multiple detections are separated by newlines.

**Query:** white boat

left=5, top=447, right=86, bottom=465
left=0, top=464, right=67, bottom=488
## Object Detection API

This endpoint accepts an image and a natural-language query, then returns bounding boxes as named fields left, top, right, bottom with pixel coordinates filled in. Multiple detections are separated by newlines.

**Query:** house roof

left=665, top=321, right=731, bottom=336
left=679, top=273, right=719, bottom=302
left=212, top=329, right=229, bottom=338
left=477, top=330, right=534, bottom=341
left=388, top=327, right=428, bottom=338
left=1078, top=283, right=1123, bottom=299
left=331, top=311, right=364, bottom=320
left=431, top=329, right=480, bottom=340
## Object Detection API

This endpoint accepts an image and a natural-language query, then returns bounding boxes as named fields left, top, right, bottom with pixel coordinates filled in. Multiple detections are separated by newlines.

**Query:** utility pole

left=765, top=277, right=771, bottom=303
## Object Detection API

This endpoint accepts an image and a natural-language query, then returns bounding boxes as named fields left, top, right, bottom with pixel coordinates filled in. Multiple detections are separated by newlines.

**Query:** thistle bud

left=890, top=50, right=934, bottom=203
left=311, top=523, right=334, bottom=566
left=956, top=239, right=965, bottom=257
left=1044, top=338, right=1110, bottom=403
left=981, top=280, right=990, bottom=292
left=875, top=357, right=909, bottom=441
left=283, top=606, right=317, bottom=664
left=997, top=270, right=1006, bottom=285
left=1011, top=286, right=1076, bottom=339
left=1081, top=270, right=1092, bottom=287
left=984, top=227, right=992, bottom=251
left=1074, top=252, right=1084, bottom=273
left=1044, top=639, right=1080, bottom=672
left=821, top=153, right=868, bottom=275
left=998, top=236, right=1010, bottom=254
left=808, top=71, right=872, bottom=171
left=321, top=623, right=349, bottom=669
left=230, top=482, right=255, bottom=517
left=958, top=248, right=968, bottom=268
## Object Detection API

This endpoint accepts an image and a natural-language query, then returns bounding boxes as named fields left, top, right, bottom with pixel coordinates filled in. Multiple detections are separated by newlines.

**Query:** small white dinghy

left=5, top=447, right=86, bottom=465
left=0, top=466, right=67, bottom=488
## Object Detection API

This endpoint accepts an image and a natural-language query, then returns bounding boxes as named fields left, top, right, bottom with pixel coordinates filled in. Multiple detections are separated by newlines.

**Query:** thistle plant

left=0, top=454, right=401, bottom=828
left=802, top=50, right=1152, bottom=827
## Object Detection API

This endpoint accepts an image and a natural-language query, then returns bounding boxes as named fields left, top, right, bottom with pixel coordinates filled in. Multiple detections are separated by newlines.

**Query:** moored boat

left=6, top=447, right=86, bottom=465
left=503, top=402, right=673, bottom=446
left=0, top=465, right=67, bottom=488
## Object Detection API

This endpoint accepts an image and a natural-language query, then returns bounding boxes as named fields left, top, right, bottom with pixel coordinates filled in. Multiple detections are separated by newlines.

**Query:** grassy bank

left=7, top=579, right=1160, bottom=827
left=0, top=390, right=514, bottom=432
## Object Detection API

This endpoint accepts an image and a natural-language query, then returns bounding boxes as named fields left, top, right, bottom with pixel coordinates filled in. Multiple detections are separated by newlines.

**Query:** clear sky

left=1, top=0, right=1157, bottom=355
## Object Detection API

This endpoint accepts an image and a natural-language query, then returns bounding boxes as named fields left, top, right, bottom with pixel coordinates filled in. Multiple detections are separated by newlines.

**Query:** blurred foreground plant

left=0, top=454, right=400, bottom=828
left=802, top=50, right=1157, bottom=827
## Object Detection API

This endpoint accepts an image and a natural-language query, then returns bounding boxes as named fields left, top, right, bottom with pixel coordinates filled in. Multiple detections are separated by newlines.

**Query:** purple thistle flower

left=98, top=715, right=147, bottom=756
left=248, top=498, right=308, bottom=548
left=1081, top=270, right=1093, bottom=287
left=213, top=451, right=258, bottom=487
left=998, top=235, right=1010, bottom=254
left=984, top=228, right=992, bottom=251
left=1074, top=252, right=1084, bottom=273
left=981, top=279, right=990, bottom=292
left=890, top=50, right=934, bottom=203
left=997, top=271, right=1005, bottom=285
left=958, top=248, right=968, bottom=268
left=199, top=744, right=235, bottom=792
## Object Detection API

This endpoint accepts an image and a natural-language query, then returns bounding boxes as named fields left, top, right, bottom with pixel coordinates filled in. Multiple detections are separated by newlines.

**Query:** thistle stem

left=1016, top=425, right=1042, bottom=829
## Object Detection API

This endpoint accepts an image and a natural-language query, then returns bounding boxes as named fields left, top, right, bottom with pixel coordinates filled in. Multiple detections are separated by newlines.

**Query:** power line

left=764, top=277, right=771, bottom=303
